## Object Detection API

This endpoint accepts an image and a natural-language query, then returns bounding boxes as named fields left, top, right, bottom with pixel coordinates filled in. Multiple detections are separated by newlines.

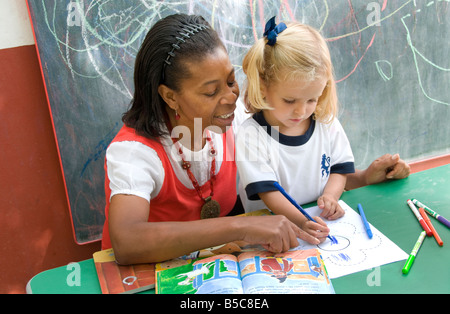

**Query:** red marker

left=407, top=199, right=432, bottom=236
left=419, top=207, right=444, bottom=246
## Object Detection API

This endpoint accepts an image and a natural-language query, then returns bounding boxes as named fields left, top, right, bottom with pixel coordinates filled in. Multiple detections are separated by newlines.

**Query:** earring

left=175, top=109, right=180, bottom=120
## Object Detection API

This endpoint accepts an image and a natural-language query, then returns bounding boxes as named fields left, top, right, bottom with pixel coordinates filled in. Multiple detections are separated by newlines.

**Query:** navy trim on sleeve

left=245, top=180, right=278, bottom=200
left=330, top=162, right=355, bottom=174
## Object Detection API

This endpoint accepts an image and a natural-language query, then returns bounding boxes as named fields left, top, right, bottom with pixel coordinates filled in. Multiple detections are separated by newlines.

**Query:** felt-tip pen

left=273, top=182, right=338, bottom=244
left=357, top=203, right=373, bottom=239
left=406, top=199, right=432, bottom=236
left=419, top=207, right=443, bottom=246
left=402, top=231, right=426, bottom=274
left=412, top=199, right=450, bottom=229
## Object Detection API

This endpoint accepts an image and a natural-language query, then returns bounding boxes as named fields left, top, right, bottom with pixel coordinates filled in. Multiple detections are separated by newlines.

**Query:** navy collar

left=252, top=111, right=316, bottom=146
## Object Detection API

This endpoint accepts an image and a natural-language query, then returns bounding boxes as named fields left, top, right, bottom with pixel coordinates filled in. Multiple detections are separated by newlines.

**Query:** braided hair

left=123, top=14, right=225, bottom=138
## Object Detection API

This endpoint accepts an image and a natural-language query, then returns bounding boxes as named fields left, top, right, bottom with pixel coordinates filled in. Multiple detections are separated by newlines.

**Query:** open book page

left=156, top=249, right=333, bottom=294
left=238, top=249, right=334, bottom=294
left=156, top=254, right=243, bottom=294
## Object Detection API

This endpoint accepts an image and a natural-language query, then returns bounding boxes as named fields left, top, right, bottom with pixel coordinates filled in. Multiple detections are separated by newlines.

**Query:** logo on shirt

left=321, top=154, right=331, bottom=178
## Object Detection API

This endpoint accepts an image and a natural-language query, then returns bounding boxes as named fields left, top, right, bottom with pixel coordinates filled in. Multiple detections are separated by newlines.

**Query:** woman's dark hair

left=122, top=14, right=225, bottom=138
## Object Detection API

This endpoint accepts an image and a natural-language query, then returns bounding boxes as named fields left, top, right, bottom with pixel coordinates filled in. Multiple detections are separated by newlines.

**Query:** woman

left=101, top=14, right=317, bottom=265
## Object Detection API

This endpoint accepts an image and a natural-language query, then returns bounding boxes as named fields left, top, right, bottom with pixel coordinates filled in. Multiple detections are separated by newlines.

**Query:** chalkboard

left=27, top=0, right=450, bottom=244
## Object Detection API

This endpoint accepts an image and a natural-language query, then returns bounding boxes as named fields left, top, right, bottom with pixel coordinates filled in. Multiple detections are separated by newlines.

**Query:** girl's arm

left=317, top=173, right=347, bottom=220
left=108, top=194, right=320, bottom=265
left=258, top=191, right=330, bottom=243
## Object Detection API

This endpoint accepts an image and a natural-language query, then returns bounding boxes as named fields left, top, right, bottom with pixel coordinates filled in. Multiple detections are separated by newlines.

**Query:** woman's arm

left=345, top=154, right=410, bottom=190
left=108, top=194, right=319, bottom=265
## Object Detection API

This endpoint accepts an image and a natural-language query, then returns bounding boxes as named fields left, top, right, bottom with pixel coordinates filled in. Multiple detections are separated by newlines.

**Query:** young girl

left=236, top=17, right=355, bottom=243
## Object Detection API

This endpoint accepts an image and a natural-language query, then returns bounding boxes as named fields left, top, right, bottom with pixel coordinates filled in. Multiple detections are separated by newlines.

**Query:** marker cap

left=419, top=219, right=433, bottom=237
left=402, top=255, right=415, bottom=274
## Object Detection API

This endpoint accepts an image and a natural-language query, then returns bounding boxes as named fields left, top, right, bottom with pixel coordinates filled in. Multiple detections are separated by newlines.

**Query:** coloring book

left=92, top=210, right=271, bottom=294
left=294, top=200, right=408, bottom=278
left=155, top=249, right=334, bottom=294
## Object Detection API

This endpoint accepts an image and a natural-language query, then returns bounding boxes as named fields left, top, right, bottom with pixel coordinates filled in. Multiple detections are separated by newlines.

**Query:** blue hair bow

left=263, top=16, right=287, bottom=46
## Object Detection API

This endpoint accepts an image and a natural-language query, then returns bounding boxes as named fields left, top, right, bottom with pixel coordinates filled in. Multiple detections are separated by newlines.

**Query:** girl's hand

left=317, top=194, right=344, bottom=220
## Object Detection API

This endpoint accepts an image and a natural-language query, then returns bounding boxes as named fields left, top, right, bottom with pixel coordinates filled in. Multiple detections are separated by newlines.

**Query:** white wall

left=0, top=0, right=35, bottom=49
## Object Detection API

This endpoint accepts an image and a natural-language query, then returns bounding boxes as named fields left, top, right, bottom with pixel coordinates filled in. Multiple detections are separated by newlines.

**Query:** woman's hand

left=238, top=215, right=320, bottom=253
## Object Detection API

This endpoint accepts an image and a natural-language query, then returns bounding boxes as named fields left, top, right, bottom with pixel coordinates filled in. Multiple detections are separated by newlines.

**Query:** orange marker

left=419, top=207, right=444, bottom=246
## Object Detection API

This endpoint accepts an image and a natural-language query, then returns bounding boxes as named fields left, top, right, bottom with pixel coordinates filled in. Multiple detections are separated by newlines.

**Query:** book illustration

left=176, top=261, right=216, bottom=286
left=156, top=254, right=242, bottom=294
left=239, top=252, right=324, bottom=283
left=156, top=249, right=334, bottom=294
left=260, top=257, right=294, bottom=283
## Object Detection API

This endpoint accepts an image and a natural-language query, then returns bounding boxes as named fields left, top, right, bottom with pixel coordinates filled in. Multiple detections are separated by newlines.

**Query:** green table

left=27, top=164, right=450, bottom=294
left=334, top=163, right=450, bottom=293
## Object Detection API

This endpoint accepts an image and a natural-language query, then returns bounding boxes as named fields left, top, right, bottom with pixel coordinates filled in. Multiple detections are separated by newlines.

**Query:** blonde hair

left=242, top=22, right=338, bottom=123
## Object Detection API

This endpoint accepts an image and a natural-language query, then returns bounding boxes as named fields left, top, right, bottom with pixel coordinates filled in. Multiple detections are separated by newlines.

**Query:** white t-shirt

left=235, top=112, right=355, bottom=212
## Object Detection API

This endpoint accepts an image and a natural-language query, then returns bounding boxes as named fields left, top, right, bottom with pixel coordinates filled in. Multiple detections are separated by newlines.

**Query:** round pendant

left=201, top=196, right=221, bottom=219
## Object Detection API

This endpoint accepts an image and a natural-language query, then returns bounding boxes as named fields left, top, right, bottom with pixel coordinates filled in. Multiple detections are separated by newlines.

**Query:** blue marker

left=273, top=182, right=338, bottom=244
left=357, top=203, right=373, bottom=239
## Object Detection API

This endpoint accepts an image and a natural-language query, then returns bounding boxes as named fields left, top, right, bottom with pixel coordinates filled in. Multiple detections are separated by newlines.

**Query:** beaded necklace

left=168, top=124, right=221, bottom=219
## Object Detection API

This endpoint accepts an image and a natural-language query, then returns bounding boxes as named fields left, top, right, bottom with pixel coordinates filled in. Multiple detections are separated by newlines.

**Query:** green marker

left=402, top=231, right=426, bottom=274
left=412, top=199, right=450, bottom=229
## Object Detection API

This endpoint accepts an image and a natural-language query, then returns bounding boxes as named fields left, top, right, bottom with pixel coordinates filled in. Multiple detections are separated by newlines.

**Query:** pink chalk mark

left=258, top=0, right=264, bottom=26
left=282, top=0, right=296, bottom=21
left=336, top=32, right=377, bottom=83
left=249, top=0, right=258, bottom=41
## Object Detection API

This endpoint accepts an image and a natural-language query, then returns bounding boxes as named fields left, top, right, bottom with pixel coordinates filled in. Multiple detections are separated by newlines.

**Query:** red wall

left=0, top=44, right=100, bottom=294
